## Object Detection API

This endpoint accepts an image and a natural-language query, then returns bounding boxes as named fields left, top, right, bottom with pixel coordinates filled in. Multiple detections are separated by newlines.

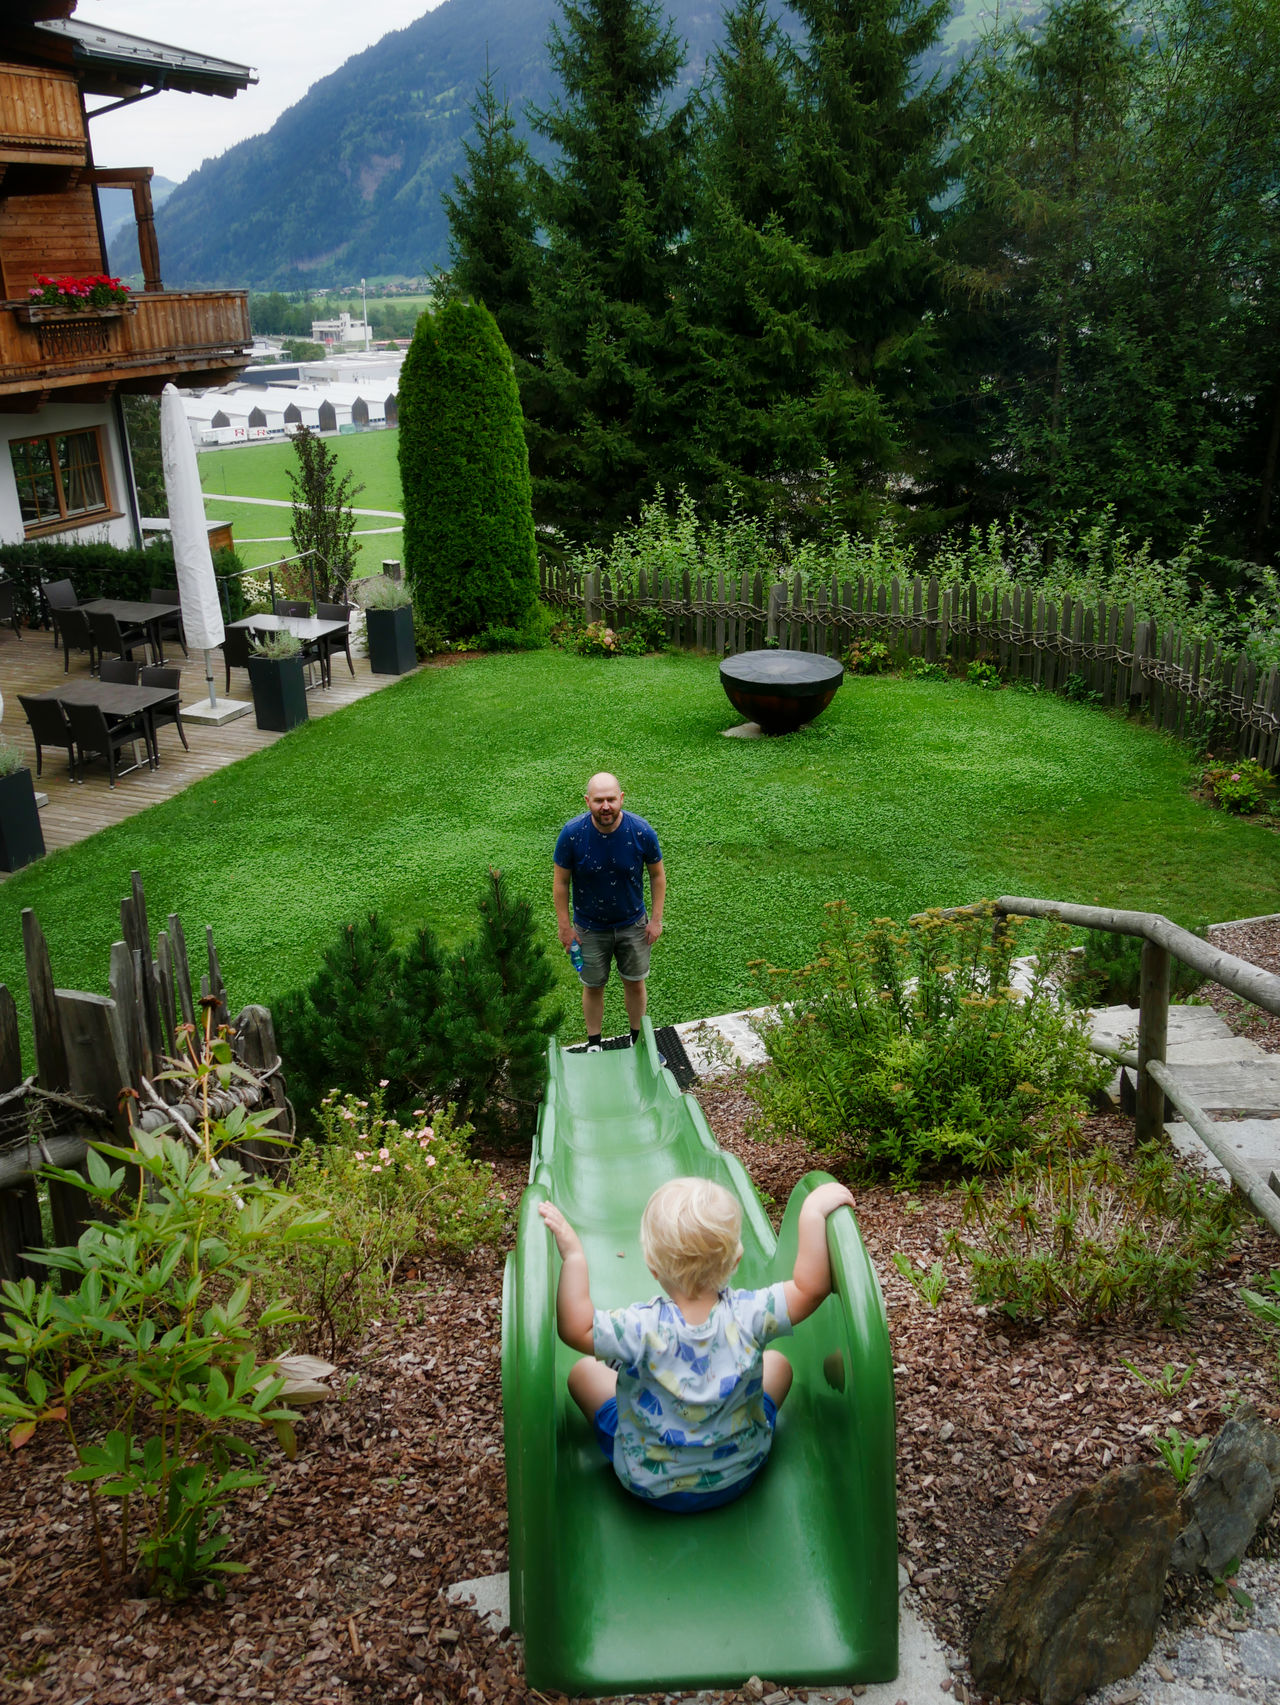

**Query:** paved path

left=201, top=491, right=404, bottom=518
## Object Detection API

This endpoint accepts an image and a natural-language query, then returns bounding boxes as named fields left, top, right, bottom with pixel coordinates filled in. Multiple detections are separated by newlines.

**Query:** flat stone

left=1166, top=1120, right=1280, bottom=1190
left=34, top=790, right=48, bottom=809
left=1088, top=1005, right=1235, bottom=1051
left=1159, top=1058, right=1280, bottom=1115
left=181, top=696, right=253, bottom=726
left=723, top=721, right=766, bottom=738
left=1235, top=1628, right=1280, bottom=1681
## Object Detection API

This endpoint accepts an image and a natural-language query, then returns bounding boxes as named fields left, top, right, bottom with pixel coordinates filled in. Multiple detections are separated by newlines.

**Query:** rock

left=970, top=1463, right=1182, bottom=1705
left=1170, top=1404, right=1280, bottom=1578
left=1236, top=1628, right=1280, bottom=1682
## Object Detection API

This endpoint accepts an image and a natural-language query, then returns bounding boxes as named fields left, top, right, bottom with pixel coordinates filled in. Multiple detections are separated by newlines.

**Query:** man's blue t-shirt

left=554, top=811, right=662, bottom=930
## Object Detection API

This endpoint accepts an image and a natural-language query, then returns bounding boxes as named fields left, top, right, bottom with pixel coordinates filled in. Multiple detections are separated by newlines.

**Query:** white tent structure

left=160, top=385, right=251, bottom=726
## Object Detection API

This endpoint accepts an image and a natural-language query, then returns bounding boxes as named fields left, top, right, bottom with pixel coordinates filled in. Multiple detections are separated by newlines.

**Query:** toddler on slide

left=538, top=1175, right=855, bottom=1513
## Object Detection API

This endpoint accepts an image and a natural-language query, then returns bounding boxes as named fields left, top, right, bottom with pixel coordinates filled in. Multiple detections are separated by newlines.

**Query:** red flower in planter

left=27, top=273, right=131, bottom=312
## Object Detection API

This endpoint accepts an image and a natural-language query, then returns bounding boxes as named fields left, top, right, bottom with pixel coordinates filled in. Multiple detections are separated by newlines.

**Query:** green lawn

left=2, top=654, right=1276, bottom=1052
left=198, top=429, right=403, bottom=512
left=199, top=495, right=402, bottom=578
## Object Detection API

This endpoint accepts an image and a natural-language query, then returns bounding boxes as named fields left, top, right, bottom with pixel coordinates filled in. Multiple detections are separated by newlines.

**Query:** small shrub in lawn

left=901, top=657, right=950, bottom=682
left=946, top=1122, right=1241, bottom=1325
left=0, top=1035, right=328, bottom=1598
left=966, top=660, right=1002, bottom=689
left=747, top=902, right=1111, bottom=1181
left=1062, top=925, right=1208, bottom=1008
left=1062, top=671, right=1104, bottom=705
left=844, top=635, right=890, bottom=674
left=257, top=1092, right=505, bottom=1361
left=1202, top=758, right=1275, bottom=815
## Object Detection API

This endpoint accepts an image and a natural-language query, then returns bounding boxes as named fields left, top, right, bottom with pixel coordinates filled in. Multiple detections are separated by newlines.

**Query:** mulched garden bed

left=5, top=1035, right=1280, bottom=1702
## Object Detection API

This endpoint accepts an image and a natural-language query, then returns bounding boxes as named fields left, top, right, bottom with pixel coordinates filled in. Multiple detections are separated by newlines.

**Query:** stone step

left=1166, top=1118, right=1280, bottom=1194
left=1158, top=1059, right=1280, bottom=1117
left=1088, top=1003, right=1235, bottom=1051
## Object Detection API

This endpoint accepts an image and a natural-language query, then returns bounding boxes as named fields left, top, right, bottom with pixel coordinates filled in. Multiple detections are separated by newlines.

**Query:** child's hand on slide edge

left=538, top=1200, right=584, bottom=1259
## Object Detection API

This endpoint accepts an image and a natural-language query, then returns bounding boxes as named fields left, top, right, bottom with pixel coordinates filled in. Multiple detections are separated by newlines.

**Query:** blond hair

left=641, top=1177, right=743, bottom=1298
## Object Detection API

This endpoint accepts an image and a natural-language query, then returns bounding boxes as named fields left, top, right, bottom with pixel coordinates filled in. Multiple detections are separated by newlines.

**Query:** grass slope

left=1, top=653, right=1274, bottom=1051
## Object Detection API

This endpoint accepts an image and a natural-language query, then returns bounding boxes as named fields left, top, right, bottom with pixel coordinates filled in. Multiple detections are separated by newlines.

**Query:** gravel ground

left=1204, top=915, right=1280, bottom=1054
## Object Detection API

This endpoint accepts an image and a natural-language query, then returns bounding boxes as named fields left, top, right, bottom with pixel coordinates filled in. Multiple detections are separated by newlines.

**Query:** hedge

left=0, top=539, right=247, bottom=625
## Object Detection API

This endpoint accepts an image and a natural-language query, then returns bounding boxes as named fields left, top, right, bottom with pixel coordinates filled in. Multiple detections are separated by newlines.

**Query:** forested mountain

left=131, top=0, right=1002, bottom=289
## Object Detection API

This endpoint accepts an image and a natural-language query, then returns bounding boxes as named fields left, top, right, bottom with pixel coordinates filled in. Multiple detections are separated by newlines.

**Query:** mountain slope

left=141, top=0, right=1013, bottom=290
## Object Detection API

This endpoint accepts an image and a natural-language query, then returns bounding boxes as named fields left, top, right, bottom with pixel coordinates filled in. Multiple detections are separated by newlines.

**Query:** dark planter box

left=247, top=655, right=309, bottom=732
left=365, top=604, right=415, bottom=675
left=0, top=767, right=46, bottom=873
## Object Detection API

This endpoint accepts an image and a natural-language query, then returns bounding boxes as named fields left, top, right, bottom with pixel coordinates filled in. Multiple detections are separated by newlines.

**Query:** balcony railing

left=0, top=289, right=252, bottom=397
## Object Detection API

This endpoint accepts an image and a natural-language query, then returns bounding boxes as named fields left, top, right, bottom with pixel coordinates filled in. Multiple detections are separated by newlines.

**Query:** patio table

left=82, top=597, right=181, bottom=665
left=30, top=679, right=179, bottom=773
left=226, top=613, right=350, bottom=689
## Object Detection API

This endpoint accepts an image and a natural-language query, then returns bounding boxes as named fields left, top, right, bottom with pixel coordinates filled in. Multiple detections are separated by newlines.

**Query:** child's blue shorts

left=592, top=1395, right=778, bottom=1513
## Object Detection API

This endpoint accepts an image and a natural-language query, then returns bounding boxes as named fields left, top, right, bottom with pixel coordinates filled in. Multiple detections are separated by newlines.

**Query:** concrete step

left=1088, top=1003, right=1235, bottom=1052
left=1158, top=1058, right=1280, bottom=1117
left=1166, top=1118, right=1280, bottom=1194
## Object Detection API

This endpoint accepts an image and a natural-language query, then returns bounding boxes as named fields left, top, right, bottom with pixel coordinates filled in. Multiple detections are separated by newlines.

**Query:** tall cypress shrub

left=399, top=299, right=538, bottom=637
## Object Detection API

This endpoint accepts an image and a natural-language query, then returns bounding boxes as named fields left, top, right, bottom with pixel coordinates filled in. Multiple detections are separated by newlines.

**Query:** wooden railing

left=0, top=288, right=252, bottom=395
left=933, top=896, right=1280, bottom=1237
left=543, top=562, right=1280, bottom=770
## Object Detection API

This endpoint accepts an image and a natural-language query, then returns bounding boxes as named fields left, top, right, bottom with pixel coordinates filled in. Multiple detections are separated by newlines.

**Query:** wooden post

left=1135, top=938, right=1171, bottom=1146
left=0, top=984, right=41, bottom=1284
left=233, top=1004, right=293, bottom=1170
left=766, top=582, right=782, bottom=645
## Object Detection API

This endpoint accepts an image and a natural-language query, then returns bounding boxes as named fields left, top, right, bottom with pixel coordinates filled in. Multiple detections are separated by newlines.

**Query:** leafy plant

left=1121, top=1357, right=1196, bottom=1400
left=948, top=1128, right=1240, bottom=1325
left=0, top=1033, right=329, bottom=1597
left=1202, top=758, right=1275, bottom=816
left=902, top=657, right=950, bottom=682
left=0, top=740, right=27, bottom=778
left=251, top=630, right=302, bottom=661
left=1151, top=1425, right=1209, bottom=1488
left=891, top=1252, right=949, bottom=1307
left=747, top=903, right=1111, bottom=1180
left=358, top=573, right=412, bottom=611
left=845, top=635, right=890, bottom=674
left=1061, top=672, right=1103, bottom=706
left=967, top=660, right=1002, bottom=690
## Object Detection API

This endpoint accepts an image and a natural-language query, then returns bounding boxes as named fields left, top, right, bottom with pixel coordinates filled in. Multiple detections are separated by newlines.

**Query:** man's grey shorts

left=577, top=921, right=651, bottom=987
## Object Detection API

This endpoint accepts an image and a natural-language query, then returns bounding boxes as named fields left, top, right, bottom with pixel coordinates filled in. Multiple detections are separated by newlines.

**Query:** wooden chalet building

left=0, top=2, right=255, bottom=548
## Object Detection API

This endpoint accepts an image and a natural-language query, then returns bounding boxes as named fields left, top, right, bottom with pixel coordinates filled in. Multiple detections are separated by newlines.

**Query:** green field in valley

left=2, top=652, right=1276, bottom=1052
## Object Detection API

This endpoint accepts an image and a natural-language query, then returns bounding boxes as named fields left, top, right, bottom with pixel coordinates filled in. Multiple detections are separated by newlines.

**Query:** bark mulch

left=4, top=1069, right=1280, bottom=1702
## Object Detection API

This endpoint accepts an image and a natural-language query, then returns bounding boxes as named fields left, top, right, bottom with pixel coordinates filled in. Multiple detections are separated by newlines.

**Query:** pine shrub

left=399, top=299, right=537, bottom=637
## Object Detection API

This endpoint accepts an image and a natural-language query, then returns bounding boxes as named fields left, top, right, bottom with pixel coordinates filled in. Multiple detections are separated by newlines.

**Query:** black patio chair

left=99, top=658, right=141, bottom=685
left=0, top=580, right=20, bottom=639
left=141, top=664, right=190, bottom=756
left=273, top=599, right=310, bottom=617
left=270, top=600, right=325, bottom=683
left=222, top=624, right=255, bottom=693
left=18, top=695, right=77, bottom=781
left=150, top=587, right=188, bottom=657
left=58, top=606, right=96, bottom=673
left=62, top=699, right=149, bottom=788
left=40, top=577, right=77, bottom=645
left=317, top=601, right=356, bottom=680
left=88, top=608, right=151, bottom=666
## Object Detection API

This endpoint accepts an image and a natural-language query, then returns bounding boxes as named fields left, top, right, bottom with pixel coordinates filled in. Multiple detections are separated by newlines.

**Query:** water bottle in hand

left=568, top=940, right=585, bottom=978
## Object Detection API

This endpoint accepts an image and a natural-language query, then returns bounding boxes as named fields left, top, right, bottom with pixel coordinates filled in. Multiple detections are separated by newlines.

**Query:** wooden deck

left=0, top=624, right=418, bottom=863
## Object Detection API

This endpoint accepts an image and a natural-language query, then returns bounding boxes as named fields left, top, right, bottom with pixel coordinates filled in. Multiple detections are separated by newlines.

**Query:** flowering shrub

left=255, top=1089, right=507, bottom=1358
left=27, top=273, right=131, bottom=312
left=1202, top=757, right=1274, bottom=815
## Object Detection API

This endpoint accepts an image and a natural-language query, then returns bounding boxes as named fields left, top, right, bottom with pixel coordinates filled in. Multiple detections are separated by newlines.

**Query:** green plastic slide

left=502, top=1020, right=899, bottom=1694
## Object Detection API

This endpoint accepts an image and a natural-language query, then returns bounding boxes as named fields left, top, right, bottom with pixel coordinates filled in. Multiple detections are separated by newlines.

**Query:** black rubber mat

left=563, top=1025, right=699, bottom=1091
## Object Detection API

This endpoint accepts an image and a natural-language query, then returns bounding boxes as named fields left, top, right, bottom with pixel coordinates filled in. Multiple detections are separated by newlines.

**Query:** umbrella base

left=181, top=697, right=253, bottom=727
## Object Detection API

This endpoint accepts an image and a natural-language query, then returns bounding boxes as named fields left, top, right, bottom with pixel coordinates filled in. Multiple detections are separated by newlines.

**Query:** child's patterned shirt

left=592, top=1284, right=793, bottom=1499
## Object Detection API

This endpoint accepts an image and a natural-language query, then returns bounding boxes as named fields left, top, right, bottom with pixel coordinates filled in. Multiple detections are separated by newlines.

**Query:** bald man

left=553, top=772, right=666, bottom=1052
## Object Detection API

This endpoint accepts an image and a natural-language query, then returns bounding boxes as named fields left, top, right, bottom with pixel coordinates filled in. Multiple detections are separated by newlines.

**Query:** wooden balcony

left=0, top=289, right=252, bottom=403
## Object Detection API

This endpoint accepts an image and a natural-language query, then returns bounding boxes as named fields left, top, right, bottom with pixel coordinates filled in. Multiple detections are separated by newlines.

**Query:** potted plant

left=246, top=632, right=309, bottom=733
left=360, top=575, right=416, bottom=675
left=0, top=740, right=45, bottom=873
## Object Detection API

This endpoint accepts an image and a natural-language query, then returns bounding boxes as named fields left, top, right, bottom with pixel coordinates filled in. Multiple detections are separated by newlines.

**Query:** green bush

left=966, top=660, right=1002, bottom=690
left=399, top=299, right=537, bottom=638
left=947, top=1122, right=1241, bottom=1325
left=256, top=1093, right=505, bottom=1360
left=1063, top=927, right=1208, bottom=1008
left=275, top=870, right=562, bottom=1143
left=747, top=903, right=1111, bottom=1181
left=0, top=539, right=247, bottom=625
left=1202, top=758, right=1275, bottom=815
left=844, top=635, right=891, bottom=674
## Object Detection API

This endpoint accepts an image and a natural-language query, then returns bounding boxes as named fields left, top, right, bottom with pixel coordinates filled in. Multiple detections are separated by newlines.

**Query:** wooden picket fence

left=541, top=562, right=1280, bottom=769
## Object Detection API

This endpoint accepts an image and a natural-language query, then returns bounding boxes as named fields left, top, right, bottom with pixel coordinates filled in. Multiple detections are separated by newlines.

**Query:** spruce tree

left=528, top=0, right=696, bottom=545
left=440, top=57, right=541, bottom=374
left=399, top=298, right=538, bottom=636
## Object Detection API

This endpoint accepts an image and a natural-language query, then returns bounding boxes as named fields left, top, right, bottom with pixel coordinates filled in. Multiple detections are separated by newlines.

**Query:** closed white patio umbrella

left=160, top=384, right=249, bottom=724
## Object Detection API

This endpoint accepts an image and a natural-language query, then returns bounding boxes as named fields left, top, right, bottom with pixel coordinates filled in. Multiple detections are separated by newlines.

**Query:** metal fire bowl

left=719, top=648, right=845, bottom=735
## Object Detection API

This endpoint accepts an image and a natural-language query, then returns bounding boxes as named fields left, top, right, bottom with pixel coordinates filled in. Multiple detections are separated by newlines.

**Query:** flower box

left=15, top=302, right=136, bottom=325
left=365, top=604, right=416, bottom=675
left=247, top=655, right=309, bottom=733
left=0, top=767, right=46, bottom=873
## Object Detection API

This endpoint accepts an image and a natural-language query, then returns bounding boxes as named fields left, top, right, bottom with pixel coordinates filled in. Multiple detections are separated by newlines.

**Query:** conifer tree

left=440, top=58, right=541, bottom=374
left=399, top=298, right=538, bottom=636
left=528, top=0, right=696, bottom=545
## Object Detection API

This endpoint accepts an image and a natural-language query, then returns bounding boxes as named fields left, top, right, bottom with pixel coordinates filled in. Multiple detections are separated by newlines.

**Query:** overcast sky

left=77, top=1, right=446, bottom=184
